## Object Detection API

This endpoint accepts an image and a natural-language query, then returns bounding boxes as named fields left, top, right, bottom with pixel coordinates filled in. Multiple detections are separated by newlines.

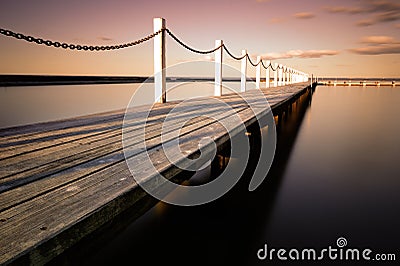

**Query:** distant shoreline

left=0, top=75, right=150, bottom=87
left=1, top=74, right=399, bottom=87
left=0, top=75, right=248, bottom=87
left=320, top=77, right=400, bottom=81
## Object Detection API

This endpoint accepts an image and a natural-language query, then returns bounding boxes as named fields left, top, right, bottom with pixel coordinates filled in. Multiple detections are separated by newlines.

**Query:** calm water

left=0, top=81, right=253, bottom=129
left=49, top=85, right=400, bottom=265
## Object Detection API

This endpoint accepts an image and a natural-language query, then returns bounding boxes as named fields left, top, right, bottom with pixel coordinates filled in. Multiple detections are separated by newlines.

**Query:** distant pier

left=319, top=80, right=397, bottom=87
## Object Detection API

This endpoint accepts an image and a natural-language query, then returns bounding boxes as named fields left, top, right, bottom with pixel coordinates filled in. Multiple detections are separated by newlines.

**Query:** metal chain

left=166, top=30, right=280, bottom=73
left=0, top=28, right=162, bottom=51
left=1, top=27, right=290, bottom=73
left=223, top=45, right=247, bottom=60
left=166, top=29, right=277, bottom=72
left=261, top=60, right=270, bottom=70
left=268, top=61, right=274, bottom=71
left=166, top=29, right=223, bottom=54
left=223, top=48, right=282, bottom=73
left=246, top=54, right=261, bottom=67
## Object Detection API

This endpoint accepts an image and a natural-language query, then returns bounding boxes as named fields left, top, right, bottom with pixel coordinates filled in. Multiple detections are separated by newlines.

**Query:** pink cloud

left=97, top=36, right=113, bottom=41
left=350, top=35, right=400, bottom=55
left=361, top=35, right=397, bottom=44
left=259, top=49, right=339, bottom=60
left=293, top=12, right=316, bottom=19
left=269, top=17, right=286, bottom=24
left=324, top=6, right=364, bottom=14
left=350, top=44, right=400, bottom=55
left=356, top=19, right=374, bottom=27
left=325, top=0, right=400, bottom=26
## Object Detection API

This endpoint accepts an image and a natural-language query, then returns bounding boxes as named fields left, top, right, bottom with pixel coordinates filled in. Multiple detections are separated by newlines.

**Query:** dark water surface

left=53, top=86, right=400, bottom=265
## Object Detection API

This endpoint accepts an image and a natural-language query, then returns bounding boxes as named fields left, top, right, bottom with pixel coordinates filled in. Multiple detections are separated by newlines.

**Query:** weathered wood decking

left=0, top=82, right=313, bottom=265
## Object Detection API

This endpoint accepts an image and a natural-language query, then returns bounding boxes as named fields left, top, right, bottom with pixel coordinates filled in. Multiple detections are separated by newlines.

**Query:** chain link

left=261, top=60, right=269, bottom=70
left=246, top=54, right=261, bottom=67
left=0, top=28, right=162, bottom=51
left=222, top=46, right=282, bottom=73
left=223, top=45, right=247, bottom=60
left=166, top=29, right=223, bottom=54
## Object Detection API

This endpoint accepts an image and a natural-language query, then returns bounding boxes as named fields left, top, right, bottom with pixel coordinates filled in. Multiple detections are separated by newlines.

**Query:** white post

left=214, top=40, right=223, bottom=96
left=240, top=49, right=247, bottom=92
left=278, top=64, right=283, bottom=86
left=256, top=56, right=261, bottom=89
left=286, top=67, right=289, bottom=84
left=274, top=63, right=278, bottom=87
left=293, top=70, right=296, bottom=83
left=293, top=71, right=296, bottom=83
left=265, top=60, right=270, bottom=88
left=154, top=18, right=166, bottom=103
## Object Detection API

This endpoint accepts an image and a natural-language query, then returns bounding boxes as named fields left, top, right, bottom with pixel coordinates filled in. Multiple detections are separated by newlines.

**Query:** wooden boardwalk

left=0, top=82, right=313, bottom=265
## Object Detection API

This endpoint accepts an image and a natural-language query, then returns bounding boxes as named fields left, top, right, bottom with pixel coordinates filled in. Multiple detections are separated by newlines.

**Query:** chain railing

left=0, top=18, right=311, bottom=103
left=222, top=46, right=247, bottom=61
left=165, top=29, right=223, bottom=55
left=0, top=28, right=162, bottom=51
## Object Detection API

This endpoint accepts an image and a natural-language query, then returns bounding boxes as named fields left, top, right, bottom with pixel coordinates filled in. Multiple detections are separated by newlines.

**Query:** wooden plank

left=0, top=103, right=251, bottom=216
left=0, top=98, right=251, bottom=190
left=0, top=103, right=175, bottom=159
left=0, top=103, right=251, bottom=206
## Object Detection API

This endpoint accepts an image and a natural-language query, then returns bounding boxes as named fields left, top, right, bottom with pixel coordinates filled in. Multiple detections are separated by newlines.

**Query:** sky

left=0, top=0, right=399, bottom=78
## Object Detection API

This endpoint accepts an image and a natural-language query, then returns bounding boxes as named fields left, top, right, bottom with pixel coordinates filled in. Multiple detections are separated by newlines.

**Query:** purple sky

left=0, top=0, right=399, bottom=78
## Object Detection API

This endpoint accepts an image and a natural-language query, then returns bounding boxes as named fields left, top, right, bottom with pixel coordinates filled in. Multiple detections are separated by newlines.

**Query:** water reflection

left=0, top=84, right=139, bottom=128
left=51, top=87, right=313, bottom=265
left=0, top=82, right=255, bottom=129
left=263, top=86, right=400, bottom=265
